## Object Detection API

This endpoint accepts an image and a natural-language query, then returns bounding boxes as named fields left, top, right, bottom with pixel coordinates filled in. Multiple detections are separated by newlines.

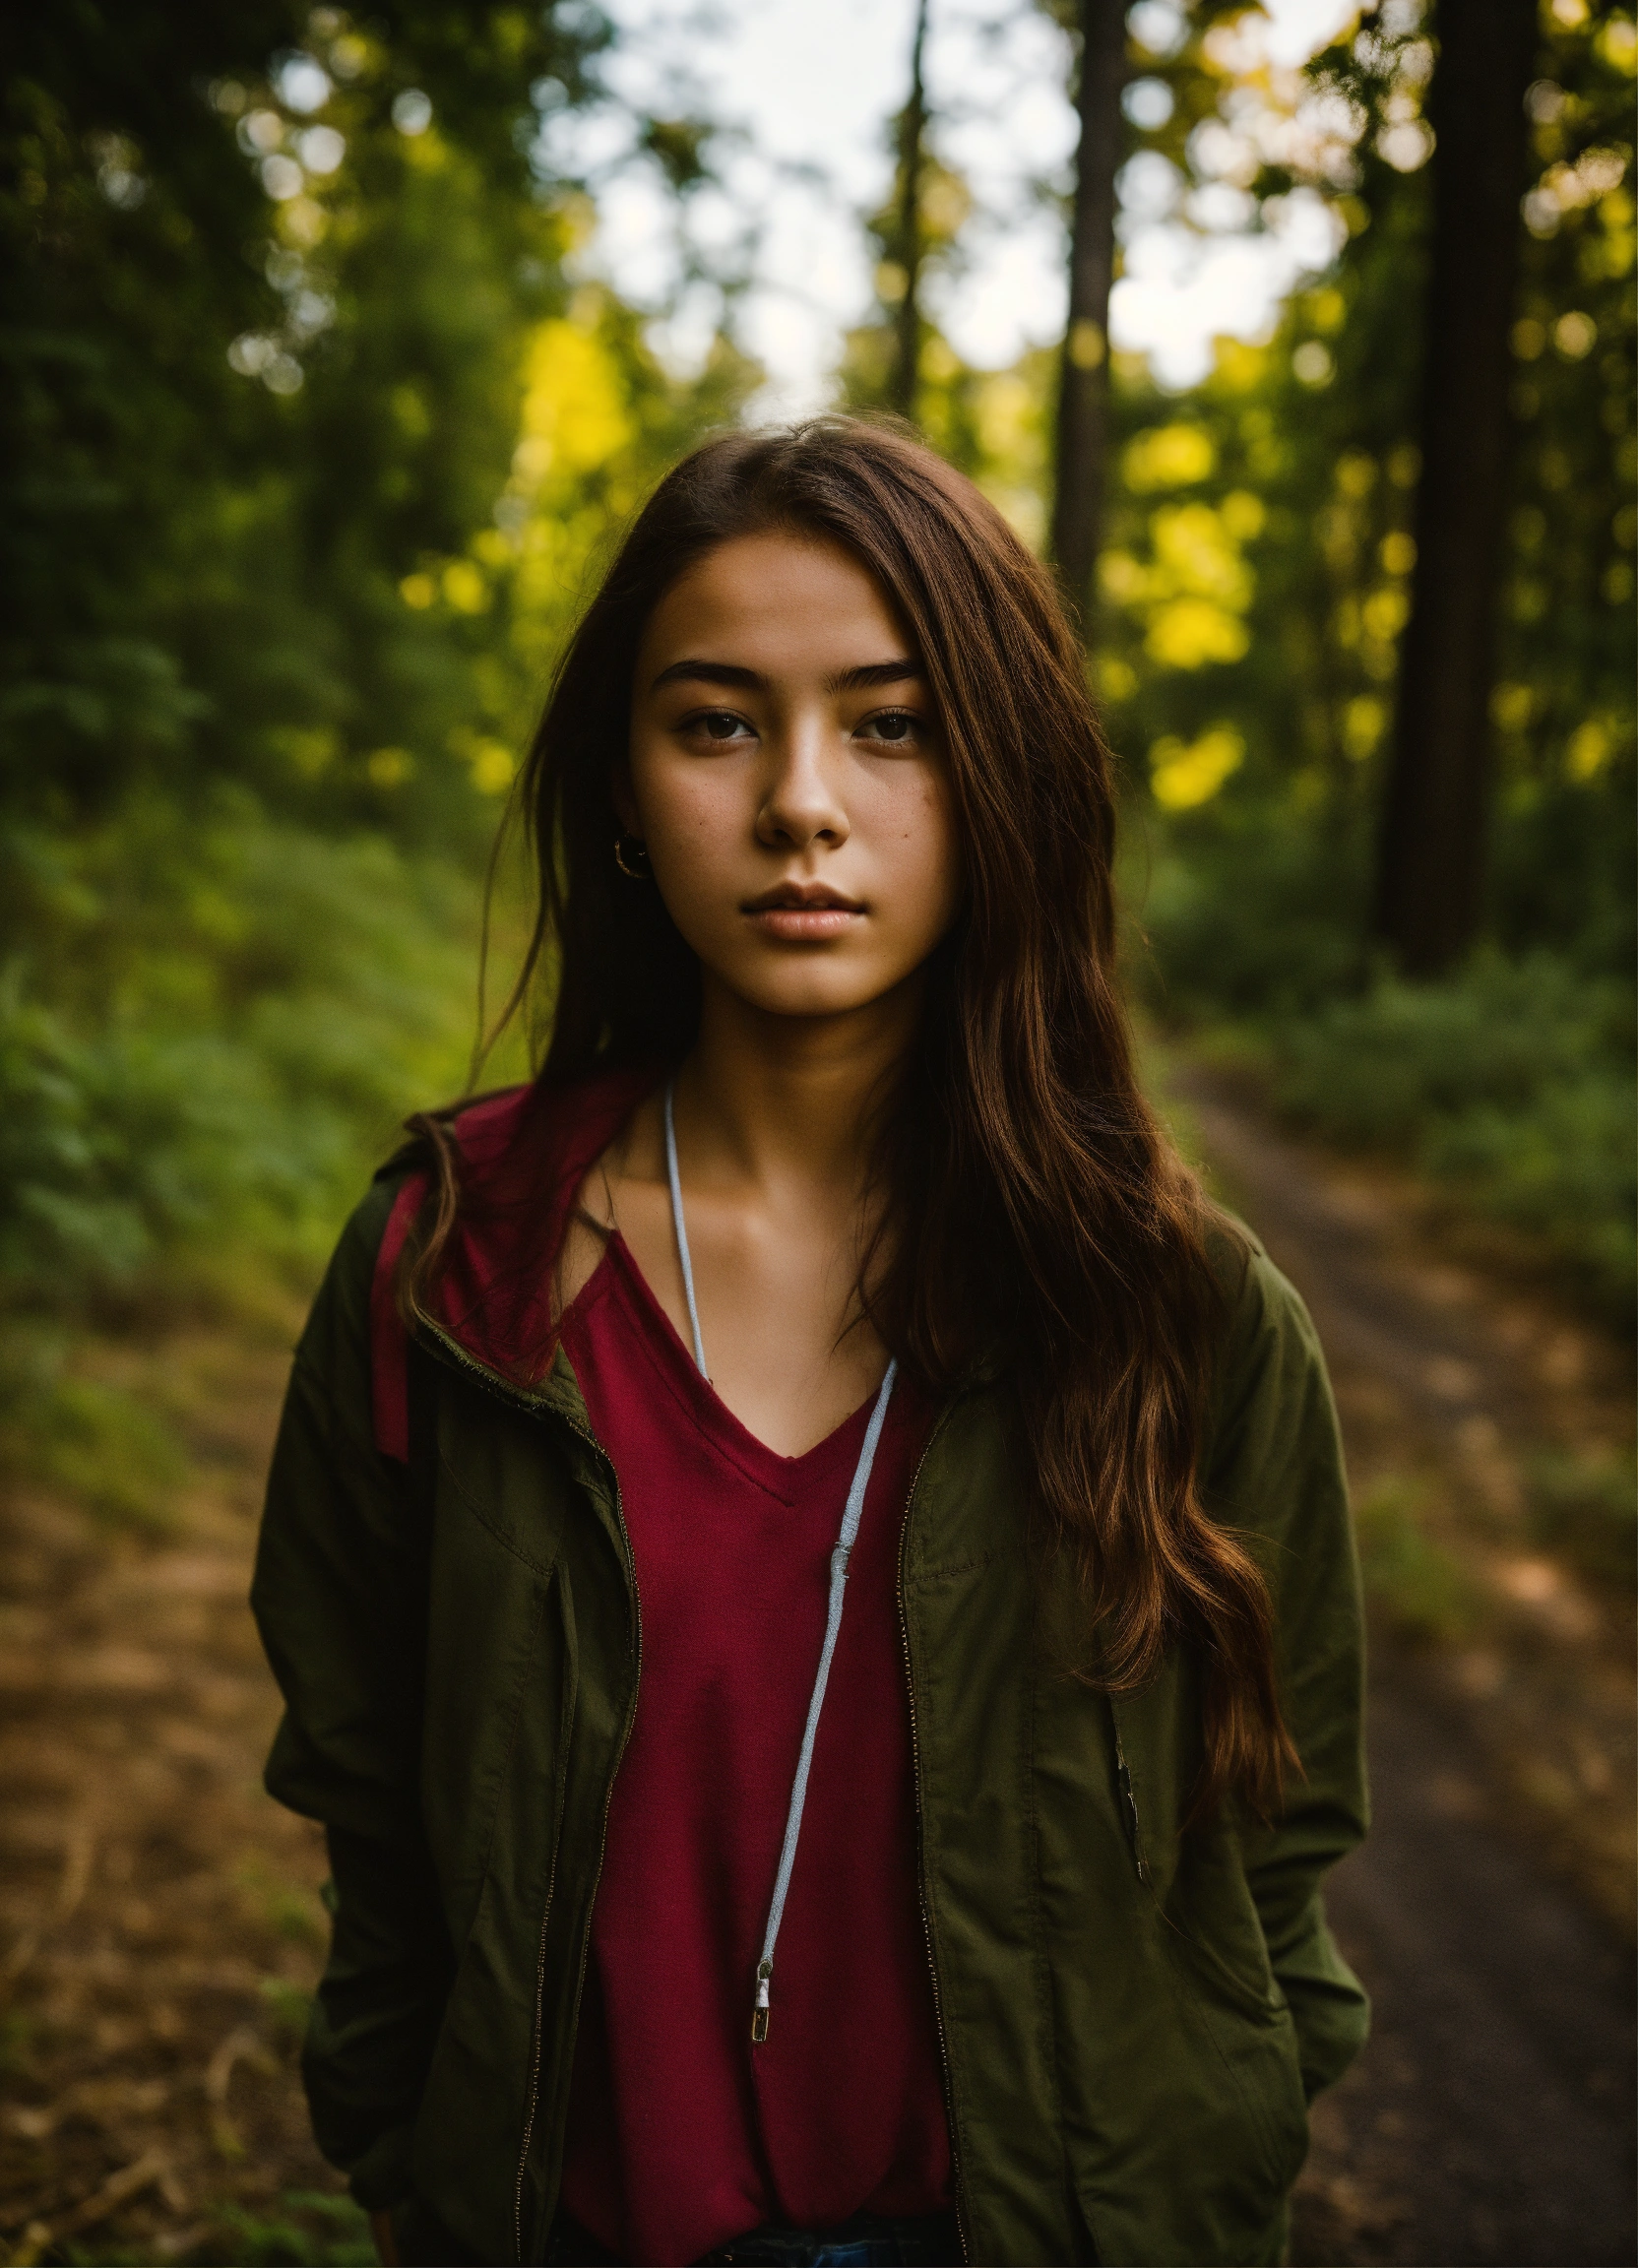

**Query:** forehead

left=640, top=532, right=911, bottom=678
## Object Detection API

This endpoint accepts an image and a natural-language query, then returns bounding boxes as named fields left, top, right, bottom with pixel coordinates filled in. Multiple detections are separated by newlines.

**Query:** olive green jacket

left=252, top=1170, right=1367, bottom=2268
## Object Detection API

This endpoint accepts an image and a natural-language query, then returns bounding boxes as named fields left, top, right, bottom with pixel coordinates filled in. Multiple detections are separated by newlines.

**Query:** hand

left=370, top=2208, right=402, bottom=2265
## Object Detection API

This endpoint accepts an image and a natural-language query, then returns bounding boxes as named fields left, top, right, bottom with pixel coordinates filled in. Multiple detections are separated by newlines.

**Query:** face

left=625, top=531, right=963, bottom=1023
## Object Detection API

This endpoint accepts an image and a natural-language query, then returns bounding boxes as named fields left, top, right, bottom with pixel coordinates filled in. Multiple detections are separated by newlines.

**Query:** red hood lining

left=370, top=1065, right=661, bottom=1461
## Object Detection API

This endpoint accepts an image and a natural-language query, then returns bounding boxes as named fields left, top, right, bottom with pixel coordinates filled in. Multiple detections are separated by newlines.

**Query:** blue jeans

left=546, top=2204, right=961, bottom=2266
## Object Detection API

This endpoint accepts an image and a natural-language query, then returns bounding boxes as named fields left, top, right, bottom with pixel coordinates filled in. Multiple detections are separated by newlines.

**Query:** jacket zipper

left=514, top=1827, right=562, bottom=2262
left=895, top=1410, right=973, bottom=2265
left=413, top=1325, right=644, bottom=2267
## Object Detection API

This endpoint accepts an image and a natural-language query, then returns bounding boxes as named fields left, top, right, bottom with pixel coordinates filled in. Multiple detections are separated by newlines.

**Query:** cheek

left=631, top=743, right=735, bottom=856
left=880, top=771, right=963, bottom=932
left=629, top=746, right=750, bottom=937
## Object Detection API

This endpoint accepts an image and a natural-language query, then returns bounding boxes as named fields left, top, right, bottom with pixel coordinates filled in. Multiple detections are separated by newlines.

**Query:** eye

left=855, top=708, right=925, bottom=747
left=681, top=708, right=755, bottom=743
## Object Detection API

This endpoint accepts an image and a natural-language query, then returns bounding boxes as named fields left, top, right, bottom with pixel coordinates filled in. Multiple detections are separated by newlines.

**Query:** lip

left=740, top=880, right=866, bottom=941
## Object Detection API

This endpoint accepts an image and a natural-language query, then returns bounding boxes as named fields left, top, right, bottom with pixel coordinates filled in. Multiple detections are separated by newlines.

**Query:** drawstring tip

left=751, top=1962, right=771, bottom=2043
left=750, top=2006, right=769, bottom=2043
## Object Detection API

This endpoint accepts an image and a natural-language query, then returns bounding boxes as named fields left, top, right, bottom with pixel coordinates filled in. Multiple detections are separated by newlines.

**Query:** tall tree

left=888, top=0, right=931, bottom=420
left=1371, top=0, right=1540, bottom=974
left=1049, top=0, right=1127, bottom=629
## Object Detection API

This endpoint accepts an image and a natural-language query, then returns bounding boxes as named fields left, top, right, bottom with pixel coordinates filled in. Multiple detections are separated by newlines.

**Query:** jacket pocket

left=1162, top=1927, right=1310, bottom=2199
left=1166, top=1902, right=1289, bottom=2023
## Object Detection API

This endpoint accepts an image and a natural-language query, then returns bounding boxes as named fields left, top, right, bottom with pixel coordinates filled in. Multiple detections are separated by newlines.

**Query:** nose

left=755, top=711, right=850, bottom=853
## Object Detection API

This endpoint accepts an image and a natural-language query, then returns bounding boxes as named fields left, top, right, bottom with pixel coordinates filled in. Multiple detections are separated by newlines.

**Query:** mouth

left=740, top=880, right=866, bottom=940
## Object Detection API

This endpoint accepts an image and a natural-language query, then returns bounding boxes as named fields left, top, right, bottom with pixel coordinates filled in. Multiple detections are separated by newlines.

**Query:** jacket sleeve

left=1203, top=1228, right=1370, bottom=2102
left=251, top=1177, right=454, bottom=2211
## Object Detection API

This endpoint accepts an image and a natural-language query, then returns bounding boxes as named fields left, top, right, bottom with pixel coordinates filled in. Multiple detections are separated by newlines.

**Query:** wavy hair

left=408, top=416, right=1292, bottom=1820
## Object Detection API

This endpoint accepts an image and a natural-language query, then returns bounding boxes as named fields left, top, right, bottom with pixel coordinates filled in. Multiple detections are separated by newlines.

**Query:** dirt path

left=0, top=1076, right=1632, bottom=2266
left=1301, top=1658, right=1634, bottom=2266
left=0, top=1328, right=355, bottom=2267
left=1163, top=1057, right=1636, bottom=2268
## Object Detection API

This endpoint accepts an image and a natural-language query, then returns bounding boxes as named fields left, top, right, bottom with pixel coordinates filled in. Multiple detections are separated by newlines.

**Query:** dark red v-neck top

left=554, top=1230, right=952, bottom=2267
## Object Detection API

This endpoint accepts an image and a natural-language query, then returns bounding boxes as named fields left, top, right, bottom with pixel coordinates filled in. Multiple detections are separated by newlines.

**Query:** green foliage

left=1136, top=813, right=1636, bottom=1314
left=0, top=1359, right=187, bottom=1531
left=1, top=795, right=481, bottom=1310
left=2, top=4, right=614, bottom=839
left=0, top=791, right=497, bottom=1518
left=1084, top=1, right=1637, bottom=1325
left=1129, top=779, right=1636, bottom=1322
left=0, top=2008, right=37, bottom=2081
left=1090, top=0, right=1634, bottom=945
left=235, top=1858, right=328, bottom=1946
left=4, top=0, right=757, bottom=847
left=1126, top=801, right=1370, bottom=1017
left=259, top=1977, right=318, bottom=2039
left=189, top=2192, right=374, bottom=2267
left=0, top=2, right=758, bottom=1527
left=1271, top=953, right=1636, bottom=1315
left=1271, top=953, right=1627, bottom=1143
left=1352, top=1475, right=1479, bottom=1643
left=1527, top=1449, right=1637, bottom=1592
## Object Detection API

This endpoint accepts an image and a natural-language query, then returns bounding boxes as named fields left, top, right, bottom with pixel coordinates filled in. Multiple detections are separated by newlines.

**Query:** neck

left=675, top=972, right=924, bottom=1196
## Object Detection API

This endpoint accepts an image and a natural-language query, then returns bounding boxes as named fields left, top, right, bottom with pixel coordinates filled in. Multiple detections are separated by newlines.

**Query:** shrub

left=1129, top=804, right=1636, bottom=1324
left=0, top=793, right=485, bottom=1313
left=1352, top=1475, right=1479, bottom=1643
left=1271, top=955, right=1635, bottom=1318
left=1527, top=1451, right=1638, bottom=1593
left=0, top=791, right=508, bottom=1517
left=1123, top=801, right=1371, bottom=1020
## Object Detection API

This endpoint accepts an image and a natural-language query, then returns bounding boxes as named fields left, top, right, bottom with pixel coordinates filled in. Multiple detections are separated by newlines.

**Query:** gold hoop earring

left=613, top=832, right=651, bottom=879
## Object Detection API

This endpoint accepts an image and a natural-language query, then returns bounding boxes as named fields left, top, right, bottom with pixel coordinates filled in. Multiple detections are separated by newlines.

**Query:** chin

left=725, top=964, right=902, bottom=1020
left=759, top=982, right=887, bottom=1020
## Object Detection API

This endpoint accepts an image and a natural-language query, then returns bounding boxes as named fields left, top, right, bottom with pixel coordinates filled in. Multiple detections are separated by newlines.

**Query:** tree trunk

left=1371, top=0, right=1538, bottom=975
left=889, top=0, right=930, bottom=422
left=1050, top=0, right=1127, bottom=631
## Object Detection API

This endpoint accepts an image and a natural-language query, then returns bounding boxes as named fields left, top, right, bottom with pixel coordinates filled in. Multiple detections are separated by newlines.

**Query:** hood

left=369, top=1066, right=659, bottom=1460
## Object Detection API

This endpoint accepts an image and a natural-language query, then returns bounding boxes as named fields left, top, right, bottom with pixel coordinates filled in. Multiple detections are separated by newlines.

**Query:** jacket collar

left=371, top=1064, right=660, bottom=1458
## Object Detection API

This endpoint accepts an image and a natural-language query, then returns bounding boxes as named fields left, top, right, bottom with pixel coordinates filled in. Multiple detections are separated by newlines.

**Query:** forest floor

left=1163, top=1055, right=1636, bottom=2268
left=0, top=1061, right=1633, bottom=2268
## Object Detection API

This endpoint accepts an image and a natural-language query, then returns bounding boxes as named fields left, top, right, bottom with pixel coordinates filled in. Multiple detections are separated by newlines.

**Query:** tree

left=1371, top=0, right=1540, bottom=975
left=889, top=0, right=931, bottom=420
left=840, top=0, right=975, bottom=432
left=1049, top=0, right=1127, bottom=629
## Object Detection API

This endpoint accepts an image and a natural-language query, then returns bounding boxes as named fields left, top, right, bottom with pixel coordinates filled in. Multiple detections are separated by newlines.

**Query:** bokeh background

left=1, top=3, right=1633, bottom=2263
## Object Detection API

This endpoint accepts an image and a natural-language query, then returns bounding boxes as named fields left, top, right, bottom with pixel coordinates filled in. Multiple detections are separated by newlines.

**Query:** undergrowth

left=1268, top=957, right=1635, bottom=1316
left=1527, top=1450, right=1638, bottom=1593
left=0, top=790, right=521, bottom=1523
left=1351, top=1476, right=1480, bottom=1643
left=87, top=2191, right=378, bottom=2266
left=1130, top=810, right=1636, bottom=1327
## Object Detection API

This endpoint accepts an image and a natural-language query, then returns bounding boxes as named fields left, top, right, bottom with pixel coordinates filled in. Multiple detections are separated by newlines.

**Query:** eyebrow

left=649, top=657, right=924, bottom=695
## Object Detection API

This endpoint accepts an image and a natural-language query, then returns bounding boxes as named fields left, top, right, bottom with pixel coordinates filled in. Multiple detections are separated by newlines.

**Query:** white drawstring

left=663, top=1081, right=709, bottom=1376
left=662, top=1079, right=897, bottom=2042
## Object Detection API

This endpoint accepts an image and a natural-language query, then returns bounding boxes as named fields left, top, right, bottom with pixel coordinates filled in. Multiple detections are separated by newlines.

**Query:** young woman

left=253, top=418, right=1367, bottom=2268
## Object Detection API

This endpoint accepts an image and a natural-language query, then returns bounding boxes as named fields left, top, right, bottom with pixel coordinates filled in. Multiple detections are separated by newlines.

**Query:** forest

left=4, top=0, right=1632, bottom=1527
left=1, top=4, right=1634, bottom=2262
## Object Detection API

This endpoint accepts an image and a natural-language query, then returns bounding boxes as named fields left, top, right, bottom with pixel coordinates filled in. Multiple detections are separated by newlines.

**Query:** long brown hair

left=411, top=416, right=1292, bottom=1820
